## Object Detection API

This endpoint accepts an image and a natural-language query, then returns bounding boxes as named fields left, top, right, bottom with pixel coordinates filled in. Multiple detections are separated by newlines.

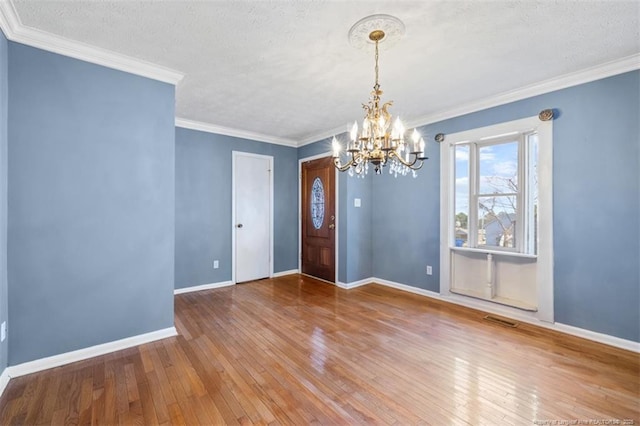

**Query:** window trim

left=440, top=114, right=554, bottom=323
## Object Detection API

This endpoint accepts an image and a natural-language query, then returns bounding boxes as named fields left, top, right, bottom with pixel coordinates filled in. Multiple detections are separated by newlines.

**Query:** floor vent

left=483, top=315, right=519, bottom=328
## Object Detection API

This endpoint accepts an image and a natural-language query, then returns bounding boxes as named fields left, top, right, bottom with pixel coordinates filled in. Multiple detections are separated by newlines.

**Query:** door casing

left=298, top=152, right=339, bottom=284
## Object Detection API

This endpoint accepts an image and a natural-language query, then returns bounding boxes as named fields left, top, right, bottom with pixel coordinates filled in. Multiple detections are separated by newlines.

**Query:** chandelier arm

left=389, top=150, right=424, bottom=170
left=410, top=160, right=425, bottom=171
left=334, top=156, right=355, bottom=172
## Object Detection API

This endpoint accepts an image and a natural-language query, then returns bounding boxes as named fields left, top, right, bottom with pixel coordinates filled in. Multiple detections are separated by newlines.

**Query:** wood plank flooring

left=1, top=274, right=638, bottom=425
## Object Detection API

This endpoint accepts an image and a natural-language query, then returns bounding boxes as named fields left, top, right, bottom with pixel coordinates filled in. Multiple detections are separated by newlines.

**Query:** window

left=441, top=114, right=553, bottom=321
left=453, top=130, right=538, bottom=255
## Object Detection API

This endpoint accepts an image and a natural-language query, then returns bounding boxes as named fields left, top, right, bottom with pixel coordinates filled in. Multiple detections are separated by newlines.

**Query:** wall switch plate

left=354, top=198, right=361, bottom=207
left=213, top=260, right=219, bottom=269
left=1, top=321, right=6, bottom=342
left=426, top=265, right=433, bottom=275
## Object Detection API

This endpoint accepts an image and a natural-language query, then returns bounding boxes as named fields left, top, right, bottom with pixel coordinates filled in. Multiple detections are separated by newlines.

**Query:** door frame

left=232, top=151, right=274, bottom=284
left=298, top=152, right=339, bottom=284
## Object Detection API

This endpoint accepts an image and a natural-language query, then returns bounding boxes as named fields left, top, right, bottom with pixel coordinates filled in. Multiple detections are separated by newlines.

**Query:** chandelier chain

left=374, top=40, right=379, bottom=89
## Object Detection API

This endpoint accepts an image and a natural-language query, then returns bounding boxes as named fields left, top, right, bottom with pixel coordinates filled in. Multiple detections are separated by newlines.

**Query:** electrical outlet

left=426, top=265, right=432, bottom=275
left=213, top=260, right=219, bottom=269
left=1, top=321, right=6, bottom=342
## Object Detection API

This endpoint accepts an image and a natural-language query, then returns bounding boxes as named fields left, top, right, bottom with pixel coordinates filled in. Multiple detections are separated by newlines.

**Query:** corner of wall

left=0, top=27, right=9, bottom=378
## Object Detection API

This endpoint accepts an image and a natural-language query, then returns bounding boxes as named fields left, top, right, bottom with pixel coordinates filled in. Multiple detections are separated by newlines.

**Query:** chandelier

left=332, top=16, right=427, bottom=178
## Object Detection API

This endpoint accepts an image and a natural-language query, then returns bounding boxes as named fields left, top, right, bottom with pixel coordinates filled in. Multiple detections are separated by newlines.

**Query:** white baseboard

left=433, top=292, right=639, bottom=353
left=553, top=322, right=640, bottom=353
left=174, top=280, right=234, bottom=295
left=272, top=269, right=299, bottom=278
left=336, top=277, right=374, bottom=289
left=353, top=277, right=639, bottom=353
left=7, top=326, right=177, bottom=379
left=0, top=367, right=10, bottom=399
left=373, top=278, right=441, bottom=299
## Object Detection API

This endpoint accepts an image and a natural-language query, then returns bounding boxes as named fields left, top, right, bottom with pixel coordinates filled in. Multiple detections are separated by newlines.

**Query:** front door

left=301, top=157, right=336, bottom=282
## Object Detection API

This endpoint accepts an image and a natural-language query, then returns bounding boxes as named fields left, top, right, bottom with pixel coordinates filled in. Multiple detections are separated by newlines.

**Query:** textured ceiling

left=10, top=0, right=640, bottom=145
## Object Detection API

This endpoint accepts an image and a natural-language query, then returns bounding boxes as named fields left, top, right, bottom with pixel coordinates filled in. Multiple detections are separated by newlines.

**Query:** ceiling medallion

left=348, top=14, right=405, bottom=50
left=333, top=15, right=427, bottom=178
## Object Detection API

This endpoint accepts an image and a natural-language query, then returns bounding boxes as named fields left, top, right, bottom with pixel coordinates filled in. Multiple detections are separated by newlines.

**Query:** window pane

left=454, top=145, right=469, bottom=247
left=478, top=141, right=518, bottom=194
left=478, top=195, right=517, bottom=248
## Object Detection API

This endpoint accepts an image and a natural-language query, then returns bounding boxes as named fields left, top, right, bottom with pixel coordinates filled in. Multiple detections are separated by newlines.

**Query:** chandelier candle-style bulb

left=410, top=129, right=423, bottom=154
left=362, top=119, right=369, bottom=139
left=332, top=136, right=341, bottom=158
left=333, top=17, right=428, bottom=177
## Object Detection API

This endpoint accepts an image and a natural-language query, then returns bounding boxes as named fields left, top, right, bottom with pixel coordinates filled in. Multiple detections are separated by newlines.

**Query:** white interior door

left=233, top=153, right=272, bottom=283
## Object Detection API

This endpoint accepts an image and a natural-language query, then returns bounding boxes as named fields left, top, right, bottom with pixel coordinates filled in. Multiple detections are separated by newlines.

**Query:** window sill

left=450, top=246, right=537, bottom=259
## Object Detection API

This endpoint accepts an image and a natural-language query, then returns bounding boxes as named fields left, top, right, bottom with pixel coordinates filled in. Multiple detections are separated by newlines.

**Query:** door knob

left=236, top=223, right=243, bottom=228
left=328, top=224, right=335, bottom=229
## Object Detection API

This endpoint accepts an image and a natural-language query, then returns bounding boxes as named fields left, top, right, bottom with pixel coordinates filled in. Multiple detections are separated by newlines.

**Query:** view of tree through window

left=454, top=133, right=538, bottom=254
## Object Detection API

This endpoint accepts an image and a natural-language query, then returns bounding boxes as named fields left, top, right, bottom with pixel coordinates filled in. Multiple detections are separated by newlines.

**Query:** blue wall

left=420, top=71, right=639, bottom=341
left=0, top=30, right=8, bottom=373
left=175, top=127, right=298, bottom=289
left=302, top=71, right=639, bottom=342
left=344, top=173, right=372, bottom=283
left=371, top=148, right=440, bottom=291
left=7, top=43, right=176, bottom=364
left=548, top=72, right=638, bottom=341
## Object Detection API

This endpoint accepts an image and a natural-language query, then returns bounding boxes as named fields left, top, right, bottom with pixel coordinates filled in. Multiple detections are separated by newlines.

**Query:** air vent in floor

left=483, top=315, right=519, bottom=328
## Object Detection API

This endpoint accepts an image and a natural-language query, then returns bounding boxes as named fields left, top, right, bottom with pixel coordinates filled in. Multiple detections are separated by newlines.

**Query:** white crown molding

left=175, top=117, right=298, bottom=148
left=1, top=0, right=636, bottom=147
left=404, top=53, right=640, bottom=130
left=189, top=53, right=640, bottom=147
left=6, top=326, right=177, bottom=379
left=0, top=0, right=183, bottom=85
left=298, top=125, right=347, bottom=147
left=174, top=280, right=234, bottom=295
left=299, top=54, right=640, bottom=146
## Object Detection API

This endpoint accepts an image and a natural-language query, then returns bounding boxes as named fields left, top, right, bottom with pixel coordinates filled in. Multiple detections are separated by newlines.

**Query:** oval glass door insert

left=311, top=177, right=325, bottom=229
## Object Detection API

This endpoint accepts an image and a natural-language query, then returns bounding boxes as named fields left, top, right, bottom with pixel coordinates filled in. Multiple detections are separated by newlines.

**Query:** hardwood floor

left=1, top=274, right=638, bottom=425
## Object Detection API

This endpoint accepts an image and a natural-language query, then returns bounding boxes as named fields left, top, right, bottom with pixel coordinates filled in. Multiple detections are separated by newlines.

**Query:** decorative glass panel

left=311, top=177, right=325, bottom=229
